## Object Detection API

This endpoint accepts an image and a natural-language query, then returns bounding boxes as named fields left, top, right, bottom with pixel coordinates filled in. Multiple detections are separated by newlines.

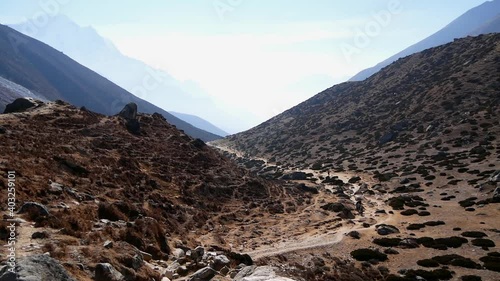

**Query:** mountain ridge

left=10, top=15, right=230, bottom=136
left=0, top=23, right=222, bottom=141
left=350, top=0, right=500, bottom=81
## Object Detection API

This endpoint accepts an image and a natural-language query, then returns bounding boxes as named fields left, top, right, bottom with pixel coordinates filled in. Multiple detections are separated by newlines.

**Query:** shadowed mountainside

left=0, top=23, right=221, bottom=141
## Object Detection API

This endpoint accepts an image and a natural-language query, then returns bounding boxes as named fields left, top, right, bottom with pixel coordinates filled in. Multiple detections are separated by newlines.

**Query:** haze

left=0, top=0, right=488, bottom=133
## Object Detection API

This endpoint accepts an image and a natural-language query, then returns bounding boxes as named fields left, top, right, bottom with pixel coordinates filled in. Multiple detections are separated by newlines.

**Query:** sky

left=0, top=0, right=490, bottom=133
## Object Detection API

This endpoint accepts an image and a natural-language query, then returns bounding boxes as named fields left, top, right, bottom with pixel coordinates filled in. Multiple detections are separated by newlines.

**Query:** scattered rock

left=95, top=263, right=124, bottom=281
left=234, top=266, right=296, bottom=281
left=0, top=255, right=76, bottom=281
left=188, top=267, right=216, bottom=281
left=31, top=231, right=49, bottom=239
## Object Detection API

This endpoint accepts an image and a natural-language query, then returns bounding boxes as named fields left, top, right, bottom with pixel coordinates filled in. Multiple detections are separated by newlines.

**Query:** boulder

left=3, top=98, right=36, bottom=114
left=234, top=266, right=297, bottom=281
left=95, top=263, right=124, bottom=281
left=125, top=119, right=141, bottom=135
left=0, top=255, right=76, bottom=281
left=17, top=202, right=50, bottom=216
left=376, top=224, right=400, bottom=236
left=188, top=267, right=216, bottom=281
left=212, top=255, right=230, bottom=271
left=118, top=103, right=138, bottom=120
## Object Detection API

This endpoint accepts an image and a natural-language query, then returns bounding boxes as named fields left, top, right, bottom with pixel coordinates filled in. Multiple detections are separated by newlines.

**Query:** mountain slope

left=0, top=23, right=221, bottom=141
left=216, top=33, right=500, bottom=171
left=350, top=0, right=500, bottom=81
left=10, top=15, right=229, bottom=136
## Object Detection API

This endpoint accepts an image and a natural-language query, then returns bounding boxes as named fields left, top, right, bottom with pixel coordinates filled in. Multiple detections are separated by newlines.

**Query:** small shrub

left=417, top=259, right=440, bottom=268
left=461, top=231, right=487, bottom=238
left=471, top=238, right=496, bottom=248
left=351, top=248, right=388, bottom=262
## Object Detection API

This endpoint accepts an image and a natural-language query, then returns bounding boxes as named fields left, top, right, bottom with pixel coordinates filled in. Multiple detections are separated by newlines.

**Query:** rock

left=172, top=248, right=186, bottom=259
left=0, top=127, right=6, bottom=134
left=280, top=172, right=308, bottom=180
left=140, top=250, right=153, bottom=262
left=118, top=103, right=138, bottom=120
left=0, top=255, right=76, bottom=281
left=31, top=231, right=49, bottom=239
left=191, top=138, right=206, bottom=149
left=17, top=202, right=50, bottom=216
left=164, top=262, right=180, bottom=279
left=161, top=278, right=171, bottom=281
left=379, top=132, right=397, bottom=145
left=95, top=263, right=124, bottom=281
left=348, top=176, right=361, bottom=183
left=212, top=255, right=230, bottom=271
left=347, top=231, right=361, bottom=239
left=489, top=171, right=500, bottom=182
left=104, top=240, right=114, bottom=249
left=494, top=187, right=500, bottom=199
left=234, top=266, right=296, bottom=281
left=3, top=98, right=36, bottom=114
left=188, top=267, right=216, bottom=281
left=400, top=178, right=410, bottom=184
left=48, top=182, right=64, bottom=195
left=190, top=246, right=204, bottom=262
left=376, top=224, right=400, bottom=236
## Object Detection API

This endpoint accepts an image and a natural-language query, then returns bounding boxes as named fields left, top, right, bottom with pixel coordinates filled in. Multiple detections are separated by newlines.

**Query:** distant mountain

left=215, top=34, right=500, bottom=173
left=10, top=15, right=229, bottom=136
left=0, top=23, right=222, bottom=141
left=171, top=111, right=229, bottom=137
left=350, top=0, right=500, bottom=81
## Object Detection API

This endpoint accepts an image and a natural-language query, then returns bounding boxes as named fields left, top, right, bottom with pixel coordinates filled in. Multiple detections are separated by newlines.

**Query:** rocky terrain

left=0, top=99, right=405, bottom=281
left=0, top=30, right=498, bottom=281
left=211, top=34, right=500, bottom=280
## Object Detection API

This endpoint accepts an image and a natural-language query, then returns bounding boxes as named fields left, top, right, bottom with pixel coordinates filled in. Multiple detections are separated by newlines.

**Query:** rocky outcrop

left=0, top=255, right=76, bottom=281
left=234, top=266, right=297, bottom=281
left=3, top=98, right=37, bottom=114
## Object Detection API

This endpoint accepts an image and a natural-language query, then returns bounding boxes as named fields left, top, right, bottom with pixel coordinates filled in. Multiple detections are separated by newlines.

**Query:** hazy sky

left=0, top=0, right=490, bottom=133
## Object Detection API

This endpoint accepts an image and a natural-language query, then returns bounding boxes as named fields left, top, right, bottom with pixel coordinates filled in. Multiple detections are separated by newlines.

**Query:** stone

left=3, top=98, right=36, bottom=114
left=376, top=224, right=400, bottom=236
left=188, top=267, right=216, bottom=281
left=489, top=171, right=500, bottom=182
left=118, top=103, right=138, bottom=120
left=140, top=250, right=153, bottom=262
left=95, top=263, right=124, bottom=281
left=234, top=266, right=297, bottom=281
left=104, top=240, right=114, bottom=249
left=17, top=202, right=50, bottom=216
left=49, top=182, right=64, bottom=195
left=379, top=132, right=397, bottom=145
left=0, top=127, right=6, bottom=134
left=0, top=255, right=76, bottom=281
left=32, top=231, right=49, bottom=239
left=172, top=248, right=186, bottom=259
left=212, top=255, right=230, bottom=271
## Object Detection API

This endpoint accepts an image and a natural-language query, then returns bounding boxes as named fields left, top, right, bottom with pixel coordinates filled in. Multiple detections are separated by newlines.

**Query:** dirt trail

left=211, top=144, right=392, bottom=261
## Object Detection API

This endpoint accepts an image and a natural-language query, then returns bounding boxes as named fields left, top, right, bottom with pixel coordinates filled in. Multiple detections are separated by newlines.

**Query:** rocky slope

left=0, top=23, right=221, bottom=141
left=213, top=34, right=500, bottom=280
left=0, top=100, right=404, bottom=281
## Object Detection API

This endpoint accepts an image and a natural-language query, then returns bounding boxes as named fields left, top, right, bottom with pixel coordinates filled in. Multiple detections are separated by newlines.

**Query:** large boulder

left=188, top=267, right=216, bottom=281
left=0, top=255, right=76, bottom=281
left=118, top=103, right=138, bottom=120
left=3, top=98, right=37, bottom=114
